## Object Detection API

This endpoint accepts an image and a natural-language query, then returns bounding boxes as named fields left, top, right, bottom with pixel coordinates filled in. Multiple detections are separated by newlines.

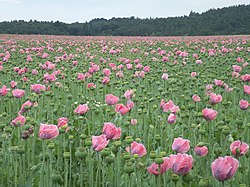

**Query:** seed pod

left=17, top=146, right=25, bottom=154
left=155, top=157, right=164, bottom=165
left=124, top=162, right=134, bottom=175
left=171, top=174, right=180, bottom=183
left=198, top=179, right=209, bottom=187
left=51, top=173, right=62, bottom=183
left=63, top=152, right=70, bottom=159
left=48, top=143, right=55, bottom=149
left=75, top=149, right=87, bottom=159
left=182, top=172, right=193, bottom=183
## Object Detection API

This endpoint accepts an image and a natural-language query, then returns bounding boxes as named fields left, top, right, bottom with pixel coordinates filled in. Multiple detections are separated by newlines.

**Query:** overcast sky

left=0, top=0, right=249, bottom=23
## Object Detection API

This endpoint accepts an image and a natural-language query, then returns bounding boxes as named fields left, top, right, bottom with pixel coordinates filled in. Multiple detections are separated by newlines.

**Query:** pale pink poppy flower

left=194, top=146, right=208, bottom=157
left=10, top=81, right=17, bottom=88
left=19, top=100, right=33, bottom=114
left=0, top=85, right=10, bottom=96
left=102, top=122, right=121, bottom=140
left=130, top=119, right=137, bottom=125
left=209, top=93, right=222, bottom=104
left=87, top=83, right=96, bottom=89
left=57, top=117, right=69, bottom=128
left=230, top=140, right=249, bottom=157
left=115, top=104, right=130, bottom=115
left=30, top=84, right=46, bottom=94
left=172, top=137, right=190, bottom=153
left=102, top=76, right=110, bottom=84
left=12, top=89, right=25, bottom=98
left=191, top=72, right=197, bottom=77
left=232, top=65, right=242, bottom=72
left=105, top=94, right=119, bottom=105
left=244, top=85, right=250, bottom=94
left=196, top=60, right=202, bottom=64
left=126, top=141, right=147, bottom=157
left=232, top=72, right=240, bottom=78
left=211, top=156, right=238, bottom=182
left=240, top=74, right=250, bottom=82
left=192, top=94, right=201, bottom=102
left=167, top=114, right=177, bottom=124
left=202, top=108, right=218, bottom=121
left=103, top=68, right=111, bottom=76
left=124, top=89, right=134, bottom=99
left=170, top=153, right=193, bottom=175
left=147, top=157, right=171, bottom=176
left=214, top=79, right=224, bottom=86
left=92, top=134, right=109, bottom=151
left=162, top=73, right=169, bottom=80
left=143, top=66, right=150, bottom=72
left=74, top=104, right=89, bottom=115
left=11, top=115, right=26, bottom=126
left=239, top=100, right=249, bottom=110
left=39, top=124, right=59, bottom=140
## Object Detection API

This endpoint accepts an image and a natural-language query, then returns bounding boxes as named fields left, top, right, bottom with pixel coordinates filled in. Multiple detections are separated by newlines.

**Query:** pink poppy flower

left=32, top=69, right=38, bottom=75
left=172, top=137, right=190, bottom=153
left=126, top=100, right=134, bottom=110
left=232, top=72, right=240, bottom=78
left=232, top=65, right=242, bottom=72
left=19, top=100, right=33, bottom=114
left=230, top=140, right=249, bottom=157
left=124, top=89, right=134, bottom=99
left=102, top=76, right=110, bottom=84
left=87, top=83, right=96, bottom=89
left=115, top=104, right=130, bottom=115
left=214, top=79, right=224, bottom=86
left=57, top=117, right=69, bottom=128
left=103, top=68, right=111, bottom=76
left=209, top=93, right=222, bottom=104
left=102, top=122, right=121, bottom=140
left=0, top=85, right=10, bottom=96
left=211, top=156, right=239, bottom=182
left=239, top=100, right=249, bottom=110
left=147, top=157, right=171, bottom=176
left=194, top=146, right=208, bottom=157
left=30, top=84, right=46, bottom=94
left=243, top=85, right=250, bottom=94
left=202, top=108, right=218, bottom=121
left=92, top=134, right=109, bottom=151
left=105, top=94, right=119, bottom=105
left=160, top=99, right=180, bottom=113
left=170, top=153, right=193, bottom=175
left=12, top=89, right=25, bottom=98
left=167, top=114, right=177, bottom=124
left=130, top=119, right=137, bottom=125
left=39, top=124, right=59, bottom=140
left=192, top=94, right=200, bottom=102
left=126, top=141, right=147, bottom=157
left=162, top=73, right=169, bottom=80
left=191, top=72, right=197, bottom=77
left=240, top=74, right=250, bottom=82
left=11, top=115, right=26, bottom=126
left=74, top=104, right=89, bottom=115
left=143, top=66, right=150, bottom=72
left=10, top=81, right=17, bottom=88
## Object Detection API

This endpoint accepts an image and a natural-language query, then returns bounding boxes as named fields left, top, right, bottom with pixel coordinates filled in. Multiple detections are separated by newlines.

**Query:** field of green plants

left=0, top=35, right=249, bottom=187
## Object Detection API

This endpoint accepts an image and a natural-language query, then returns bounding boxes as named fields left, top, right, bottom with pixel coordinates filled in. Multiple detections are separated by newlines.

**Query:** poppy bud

left=198, top=179, right=209, bottom=187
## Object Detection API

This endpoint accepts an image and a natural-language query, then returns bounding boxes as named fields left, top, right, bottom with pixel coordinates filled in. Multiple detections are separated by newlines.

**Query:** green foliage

left=0, top=5, right=249, bottom=36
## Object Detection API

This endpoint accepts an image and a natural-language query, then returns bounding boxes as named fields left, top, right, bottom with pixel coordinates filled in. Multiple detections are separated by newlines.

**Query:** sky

left=0, top=0, right=249, bottom=23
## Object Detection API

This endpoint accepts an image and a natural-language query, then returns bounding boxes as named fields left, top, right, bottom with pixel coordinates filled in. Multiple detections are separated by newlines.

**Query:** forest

left=0, top=4, right=249, bottom=36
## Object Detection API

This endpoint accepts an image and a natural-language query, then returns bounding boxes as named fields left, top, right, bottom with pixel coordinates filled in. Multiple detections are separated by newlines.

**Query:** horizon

left=0, top=0, right=249, bottom=24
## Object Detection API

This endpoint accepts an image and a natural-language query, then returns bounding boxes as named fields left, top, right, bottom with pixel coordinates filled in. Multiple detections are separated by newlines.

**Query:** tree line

left=0, top=4, right=249, bottom=36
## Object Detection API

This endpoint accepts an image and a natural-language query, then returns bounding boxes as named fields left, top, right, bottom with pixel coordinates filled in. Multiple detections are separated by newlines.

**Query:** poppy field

left=0, top=34, right=249, bottom=187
